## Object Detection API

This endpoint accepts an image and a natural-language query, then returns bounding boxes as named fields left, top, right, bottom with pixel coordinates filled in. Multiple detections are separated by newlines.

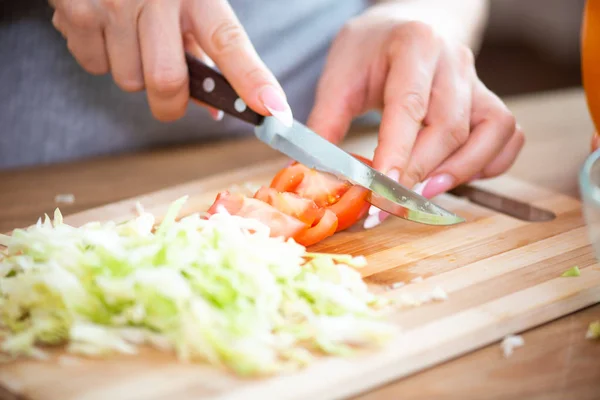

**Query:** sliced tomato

left=294, top=168, right=351, bottom=208
left=270, top=163, right=350, bottom=208
left=206, top=191, right=307, bottom=239
left=294, top=209, right=338, bottom=247
left=206, top=191, right=244, bottom=215
left=327, top=185, right=370, bottom=232
left=270, top=164, right=306, bottom=192
left=254, top=187, right=320, bottom=226
left=326, top=154, right=373, bottom=231
left=269, top=153, right=374, bottom=233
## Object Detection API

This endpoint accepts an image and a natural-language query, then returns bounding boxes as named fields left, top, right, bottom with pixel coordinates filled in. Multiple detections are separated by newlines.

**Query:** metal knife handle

left=185, top=52, right=265, bottom=126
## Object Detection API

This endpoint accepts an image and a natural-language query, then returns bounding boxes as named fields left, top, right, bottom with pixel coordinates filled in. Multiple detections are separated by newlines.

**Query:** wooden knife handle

left=185, top=52, right=265, bottom=126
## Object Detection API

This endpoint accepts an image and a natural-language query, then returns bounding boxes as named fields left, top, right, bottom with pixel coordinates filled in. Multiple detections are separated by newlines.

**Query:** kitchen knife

left=449, top=185, right=556, bottom=222
left=185, top=53, right=464, bottom=226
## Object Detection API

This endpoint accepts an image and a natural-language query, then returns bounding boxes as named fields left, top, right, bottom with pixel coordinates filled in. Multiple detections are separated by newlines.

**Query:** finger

left=372, top=23, right=441, bottom=176
left=65, top=27, right=110, bottom=75
left=59, top=0, right=109, bottom=75
left=104, top=2, right=144, bottom=92
left=400, top=46, right=474, bottom=189
left=138, top=0, right=188, bottom=122
left=421, top=81, right=517, bottom=199
left=305, top=35, right=370, bottom=144
left=183, top=33, right=224, bottom=122
left=482, top=125, right=525, bottom=178
left=52, top=11, right=68, bottom=38
left=185, top=0, right=292, bottom=125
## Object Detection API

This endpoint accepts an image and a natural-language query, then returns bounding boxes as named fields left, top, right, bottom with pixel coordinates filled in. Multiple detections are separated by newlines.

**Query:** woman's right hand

left=49, top=0, right=292, bottom=125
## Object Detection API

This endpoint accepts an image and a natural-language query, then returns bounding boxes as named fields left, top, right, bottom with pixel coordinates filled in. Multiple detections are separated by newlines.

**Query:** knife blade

left=254, top=117, right=464, bottom=225
left=185, top=53, right=464, bottom=226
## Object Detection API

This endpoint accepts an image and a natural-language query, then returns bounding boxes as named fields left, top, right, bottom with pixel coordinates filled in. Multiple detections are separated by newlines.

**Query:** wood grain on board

left=0, top=157, right=598, bottom=400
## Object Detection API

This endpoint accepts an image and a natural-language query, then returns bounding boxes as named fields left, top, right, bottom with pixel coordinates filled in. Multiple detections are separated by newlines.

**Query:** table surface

left=1, top=87, right=599, bottom=400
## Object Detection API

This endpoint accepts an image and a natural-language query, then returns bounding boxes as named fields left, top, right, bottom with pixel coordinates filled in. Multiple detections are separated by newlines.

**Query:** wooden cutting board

left=1, top=158, right=599, bottom=400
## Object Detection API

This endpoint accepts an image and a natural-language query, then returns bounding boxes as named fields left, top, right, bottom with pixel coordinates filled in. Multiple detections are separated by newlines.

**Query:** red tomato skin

left=267, top=153, right=374, bottom=233
left=294, top=209, right=339, bottom=247
left=270, top=164, right=305, bottom=192
left=326, top=185, right=370, bottom=232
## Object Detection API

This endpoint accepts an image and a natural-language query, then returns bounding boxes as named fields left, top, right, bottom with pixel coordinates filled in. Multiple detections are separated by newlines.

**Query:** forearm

left=370, top=0, right=490, bottom=52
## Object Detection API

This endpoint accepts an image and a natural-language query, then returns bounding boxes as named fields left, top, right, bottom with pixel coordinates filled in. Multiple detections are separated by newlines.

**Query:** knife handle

left=185, top=52, right=265, bottom=126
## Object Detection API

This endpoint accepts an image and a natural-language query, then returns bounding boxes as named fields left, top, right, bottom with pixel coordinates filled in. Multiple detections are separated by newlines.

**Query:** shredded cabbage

left=561, top=266, right=581, bottom=277
left=500, top=334, right=524, bottom=358
left=586, top=321, right=600, bottom=340
left=0, top=196, right=396, bottom=376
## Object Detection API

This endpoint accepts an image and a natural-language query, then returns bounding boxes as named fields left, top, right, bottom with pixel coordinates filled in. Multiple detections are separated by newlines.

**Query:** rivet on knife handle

left=185, top=53, right=265, bottom=126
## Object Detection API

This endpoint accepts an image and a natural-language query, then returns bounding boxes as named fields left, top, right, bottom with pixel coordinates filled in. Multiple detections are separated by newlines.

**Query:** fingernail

left=411, top=177, right=431, bottom=196
left=386, top=168, right=401, bottom=182
left=363, top=214, right=381, bottom=229
left=422, top=174, right=455, bottom=199
left=210, top=109, right=224, bottom=121
left=259, top=86, right=293, bottom=127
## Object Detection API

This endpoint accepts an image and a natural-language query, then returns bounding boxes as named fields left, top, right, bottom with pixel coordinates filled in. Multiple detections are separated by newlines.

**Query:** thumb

left=186, top=0, right=292, bottom=126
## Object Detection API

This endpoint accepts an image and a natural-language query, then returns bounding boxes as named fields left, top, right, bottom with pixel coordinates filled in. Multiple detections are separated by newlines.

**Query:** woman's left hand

left=306, top=4, right=524, bottom=225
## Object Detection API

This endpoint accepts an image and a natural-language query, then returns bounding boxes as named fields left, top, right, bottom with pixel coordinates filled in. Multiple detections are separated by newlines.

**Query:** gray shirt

left=0, top=0, right=370, bottom=169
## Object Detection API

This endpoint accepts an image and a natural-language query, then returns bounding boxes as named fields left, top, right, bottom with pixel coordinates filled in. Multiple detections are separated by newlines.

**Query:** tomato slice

left=325, top=154, right=373, bottom=232
left=206, top=191, right=244, bottom=215
left=327, top=185, right=370, bottom=232
left=269, top=153, right=374, bottom=233
left=270, top=164, right=306, bottom=192
left=294, top=209, right=338, bottom=247
left=206, top=191, right=308, bottom=239
left=294, top=168, right=351, bottom=208
left=254, top=187, right=321, bottom=226
left=270, top=163, right=350, bottom=208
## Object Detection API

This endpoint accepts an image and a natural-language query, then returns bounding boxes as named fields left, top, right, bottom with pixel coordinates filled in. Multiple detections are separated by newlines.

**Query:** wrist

left=364, top=0, right=489, bottom=52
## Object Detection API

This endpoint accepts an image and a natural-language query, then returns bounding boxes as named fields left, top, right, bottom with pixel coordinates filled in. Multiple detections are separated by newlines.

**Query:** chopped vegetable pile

left=0, top=197, right=397, bottom=376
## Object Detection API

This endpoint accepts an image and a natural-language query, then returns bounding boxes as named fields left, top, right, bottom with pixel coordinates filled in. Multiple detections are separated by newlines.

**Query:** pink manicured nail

left=259, top=86, right=293, bottom=127
left=422, top=174, right=455, bottom=199
left=386, top=168, right=401, bottom=182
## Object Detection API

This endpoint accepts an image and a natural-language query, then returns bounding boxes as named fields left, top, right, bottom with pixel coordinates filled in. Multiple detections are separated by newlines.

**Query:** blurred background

left=476, top=0, right=584, bottom=96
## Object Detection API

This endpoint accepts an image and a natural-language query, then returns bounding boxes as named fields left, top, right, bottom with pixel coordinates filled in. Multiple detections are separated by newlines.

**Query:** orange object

left=582, top=0, right=600, bottom=151
left=270, top=153, right=372, bottom=232
left=294, top=209, right=339, bottom=247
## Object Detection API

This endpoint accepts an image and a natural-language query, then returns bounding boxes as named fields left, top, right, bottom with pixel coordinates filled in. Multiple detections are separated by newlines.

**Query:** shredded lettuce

left=0, top=197, right=395, bottom=376
left=561, top=266, right=581, bottom=277
left=586, top=321, right=600, bottom=340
